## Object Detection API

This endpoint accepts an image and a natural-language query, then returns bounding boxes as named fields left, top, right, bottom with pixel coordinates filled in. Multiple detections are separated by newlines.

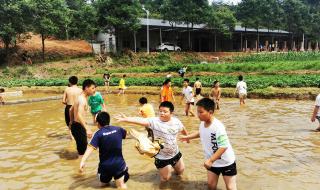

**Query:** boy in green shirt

left=88, top=89, right=106, bottom=124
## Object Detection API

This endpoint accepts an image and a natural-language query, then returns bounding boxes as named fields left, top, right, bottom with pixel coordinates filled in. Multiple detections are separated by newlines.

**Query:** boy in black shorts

left=80, top=112, right=129, bottom=189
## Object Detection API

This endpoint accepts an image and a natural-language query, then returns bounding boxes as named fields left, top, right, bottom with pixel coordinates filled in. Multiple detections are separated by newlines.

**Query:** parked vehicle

left=156, top=42, right=181, bottom=51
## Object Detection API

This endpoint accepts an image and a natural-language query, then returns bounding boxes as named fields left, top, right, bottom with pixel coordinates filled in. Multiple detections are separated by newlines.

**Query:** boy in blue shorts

left=80, top=112, right=129, bottom=189
left=180, top=98, right=237, bottom=190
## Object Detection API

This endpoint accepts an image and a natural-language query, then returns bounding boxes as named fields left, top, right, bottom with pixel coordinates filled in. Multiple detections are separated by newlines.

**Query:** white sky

left=209, top=0, right=241, bottom=5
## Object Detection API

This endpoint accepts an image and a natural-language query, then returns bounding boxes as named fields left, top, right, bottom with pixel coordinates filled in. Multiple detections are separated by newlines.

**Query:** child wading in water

left=311, top=85, right=320, bottom=131
left=180, top=98, right=237, bottom=190
left=116, top=101, right=189, bottom=182
left=181, top=79, right=195, bottom=116
left=235, top=75, right=247, bottom=105
left=88, top=87, right=106, bottom=124
left=118, top=75, right=126, bottom=95
left=210, top=80, right=221, bottom=110
left=80, top=112, right=129, bottom=189
left=103, top=73, right=111, bottom=92
left=0, top=88, right=5, bottom=105
left=138, top=97, right=156, bottom=141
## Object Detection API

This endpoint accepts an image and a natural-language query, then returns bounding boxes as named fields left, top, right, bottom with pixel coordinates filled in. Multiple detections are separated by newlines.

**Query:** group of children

left=62, top=75, right=241, bottom=190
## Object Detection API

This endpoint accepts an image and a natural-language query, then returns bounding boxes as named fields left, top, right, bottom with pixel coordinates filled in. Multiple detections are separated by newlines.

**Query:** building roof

left=140, top=18, right=289, bottom=34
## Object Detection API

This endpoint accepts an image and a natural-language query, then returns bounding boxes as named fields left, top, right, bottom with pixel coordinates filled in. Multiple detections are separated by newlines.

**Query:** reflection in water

left=0, top=94, right=319, bottom=190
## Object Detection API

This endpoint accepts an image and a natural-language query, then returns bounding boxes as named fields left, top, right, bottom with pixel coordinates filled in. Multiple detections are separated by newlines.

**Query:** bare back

left=64, top=86, right=82, bottom=106
left=73, top=94, right=88, bottom=123
left=210, top=87, right=221, bottom=99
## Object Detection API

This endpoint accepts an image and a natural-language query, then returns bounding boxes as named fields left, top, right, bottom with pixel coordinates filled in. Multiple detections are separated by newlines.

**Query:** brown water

left=0, top=94, right=319, bottom=190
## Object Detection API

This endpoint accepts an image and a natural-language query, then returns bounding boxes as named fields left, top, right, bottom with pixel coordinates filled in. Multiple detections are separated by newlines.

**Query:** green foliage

left=233, top=52, right=320, bottom=62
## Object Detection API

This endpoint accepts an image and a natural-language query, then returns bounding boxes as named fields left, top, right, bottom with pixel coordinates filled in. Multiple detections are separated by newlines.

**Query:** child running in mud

left=138, top=97, right=156, bottom=141
left=116, top=101, right=189, bottom=182
left=181, top=79, right=195, bottom=116
left=210, top=80, right=221, bottom=110
left=80, top=112, right=129, bottom=189
left=235, top=75, right=247, bottom=105
left=88, top=87, right=106, bottom=124
left=180, top=98, right=237, bottom=190
left=311, top=86, right=320, bottom=131
left=62, top=76, right=82, bottom=139
left=0, top=88, right=5, bottom=105
left=161, top=79, right=175, bottom=103
left=118, top=75, right=126, bottom=95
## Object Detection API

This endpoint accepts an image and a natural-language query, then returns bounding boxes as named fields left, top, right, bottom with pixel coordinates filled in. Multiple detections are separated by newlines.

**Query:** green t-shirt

left=88, top=92, right=104, bottom=114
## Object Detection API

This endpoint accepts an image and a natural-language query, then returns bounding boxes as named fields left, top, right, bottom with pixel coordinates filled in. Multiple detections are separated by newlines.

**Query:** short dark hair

left=196, top=98, right=215, bottom=112
left=238, top=75, right=243, bottom=81
left=196, top=77, right=199, bottom=80
left=184, top=78, right=189, bottom=83
left=82, top=79, right=96, bottom=90
left=139, top=97, right=148, bottom=104
left=0, top=88, right=5, bottom=93
left=69, top=76, right=78, bottom=85
left=123, top=74, right=126, bottom=78
left=164, top=79, right=171, bottom=85
left=96, top=112, right=110, bottom=126
left=213, top=80, right=219, bottom=86
left=159, top=101, right=174, bottom=112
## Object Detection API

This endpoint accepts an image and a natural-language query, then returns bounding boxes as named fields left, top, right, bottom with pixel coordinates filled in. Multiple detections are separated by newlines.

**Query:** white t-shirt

left=315, top=94, right=320, bottom=117
left=236, top=81, right=247, bottom=95
left=148, top=117, right=184, bottom=160
left=199, top=118, right=235, bottom=167
left=182, top=86, right=194, bottom=103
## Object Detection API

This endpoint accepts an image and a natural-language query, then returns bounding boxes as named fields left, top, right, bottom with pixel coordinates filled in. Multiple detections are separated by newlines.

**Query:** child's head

left=183, top=78, right=189, bottom=87
left=82, top=79, right=96, bottom=96
left=159, top=101, right=174, bottom=121
left=69, top=76, right=78, bottom=85
left=96, top=112, right=110, bottom=128
left=238, top=75, right=243, bottom=81
left=139, top=97, right=148, bottom=105
left=196, top=77, right=199, bottom=81
left=213, top=80, right=219, bottom=88
left=196, top=98, right=215, bottom=122
left=0, top=88, right=5, bottom=93
left=164, top=79, right=171, bottom=87
left=123, top=74, right=126, bottom=78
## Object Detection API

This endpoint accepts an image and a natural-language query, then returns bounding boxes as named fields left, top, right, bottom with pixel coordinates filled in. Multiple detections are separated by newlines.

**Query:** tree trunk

left=41, top=33, right=45, bottom=63
left=257, top=28, right=260, bottom=52
left=134, top=31, right=137, bottom=53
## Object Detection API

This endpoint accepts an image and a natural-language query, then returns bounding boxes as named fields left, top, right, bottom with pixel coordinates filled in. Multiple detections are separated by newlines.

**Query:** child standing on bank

left=181, top=79, right=195, bottom=116
left=210, top=80, right=221, bottom=110
left=180, top=98, right=237, bottom=190
left=116, top=101, right=189, bottom=182
left=235, top=75, right=247, bottom=105
left=88, top=87, right=106, bottom=124
left=80, top=112, right=129, bottom=189
left=118, top=75, right=126, bottom=95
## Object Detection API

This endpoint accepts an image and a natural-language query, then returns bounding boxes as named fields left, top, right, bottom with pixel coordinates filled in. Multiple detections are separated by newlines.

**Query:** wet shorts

left=64, top=105, right=72, bottom=127
left=154, top=152, right=182, bottom=169
left=71, top=122, right=87, bottom=155
left=208, top=162, right=237, bottom=176
left=239, top=93, right=247, bottom=99
left=98, top=167, right=130, bottom=184
left=187, top=102, right=194, bottom=105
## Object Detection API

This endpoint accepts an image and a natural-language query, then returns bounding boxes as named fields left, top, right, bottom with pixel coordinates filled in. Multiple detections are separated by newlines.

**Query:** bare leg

left=185, top=104, right=189, bottom=116
left=159, top=165, right=173, bottom=182
left=173, top=157, right=185, bottom=176
left=223, top=175, right=237, bottom=190
left=115, top=176, right=127, bottom=189
left=189, top=104, right=195, bottom=116
left=207, top=171, right=219, bottom=190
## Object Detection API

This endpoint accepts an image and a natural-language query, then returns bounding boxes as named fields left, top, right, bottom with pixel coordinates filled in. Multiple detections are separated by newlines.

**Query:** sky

left=209, top=0, right=242, bottom=5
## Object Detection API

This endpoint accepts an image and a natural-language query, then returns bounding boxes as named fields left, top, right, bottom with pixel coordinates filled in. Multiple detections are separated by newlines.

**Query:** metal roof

left=140, top=18, right=289, bottom=34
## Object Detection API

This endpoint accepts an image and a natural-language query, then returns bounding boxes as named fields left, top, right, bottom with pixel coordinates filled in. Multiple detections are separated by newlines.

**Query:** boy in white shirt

left=116, top=101, right=189, bottom=182
left=235, top=75, right=247, bottom=105
left=181, top=79, right=195, bottom=116
left=180, top=98, right=237, bottom=190
left=311, top=90, right=320, bottom=131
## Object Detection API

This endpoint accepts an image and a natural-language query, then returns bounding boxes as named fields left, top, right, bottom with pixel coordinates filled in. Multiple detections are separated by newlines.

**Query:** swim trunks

left=71, top=122, right=87, bottom=155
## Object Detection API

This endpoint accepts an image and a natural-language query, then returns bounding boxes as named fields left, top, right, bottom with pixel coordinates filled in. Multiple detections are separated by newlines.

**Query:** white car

left=156, top=42, right=181, bottom=51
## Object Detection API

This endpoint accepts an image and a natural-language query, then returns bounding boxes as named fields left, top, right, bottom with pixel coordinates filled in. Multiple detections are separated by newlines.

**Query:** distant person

left=180, top=98, right=237, bottom=190
left=69, top=79, right=96, bottom=156
left=116, top=101, right=189, bottom=182
left=161, top=79, right=175, bottom=103
left=118, top=75, right=126, bottom=95
left=0, top=88, right=5, bottom=105
left=88, top=87, right=106, bottom=124
left=138, top=97, right=156, bottom=141
left=178, top=66, right=187, bottom=78
left=235, top=75, right=247, bottom=105
left=80, top=112, right=129, bottom=189
left=103, top=73, right=111, bottom=92
left=311, top=85, right=320, bottom=131
left=210, top=80, right=221, bottom=110
left=22, top=51, right=32, bottom=65
left=181, top=79, right=195, bottom=116
left=194, top=77, right=202, bottom=96
left=62, top=76, right=82, bottom=139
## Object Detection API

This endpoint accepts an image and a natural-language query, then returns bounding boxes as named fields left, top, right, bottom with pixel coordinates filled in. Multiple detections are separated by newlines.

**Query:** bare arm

left=204, top=147, right=227, bottom=169
left=180, top=131, right=200, bottom=142
left=217, top=88, right=221, bottom=100
left=311, top=106, right=319, bottom=122
left=115, top=114, right=150, bottom=127
left=62, top=90, right=67, bottom=105
left=79, top=146, right=95, bottom=172
left=77, top=100, right=93, bottom=137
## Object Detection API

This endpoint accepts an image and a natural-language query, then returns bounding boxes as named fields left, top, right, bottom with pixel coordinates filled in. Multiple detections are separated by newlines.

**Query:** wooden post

left=300, top=33, right=305, bottom=51
left=240, top=32, right=243, bottom=51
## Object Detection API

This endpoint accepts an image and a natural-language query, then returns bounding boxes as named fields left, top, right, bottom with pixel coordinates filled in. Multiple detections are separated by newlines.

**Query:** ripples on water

left=0, top=94, right=319, bottom=190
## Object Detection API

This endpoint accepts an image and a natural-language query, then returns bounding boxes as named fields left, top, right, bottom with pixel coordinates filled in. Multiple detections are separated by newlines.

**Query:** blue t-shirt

left=90, top=126, right=127, bottom=175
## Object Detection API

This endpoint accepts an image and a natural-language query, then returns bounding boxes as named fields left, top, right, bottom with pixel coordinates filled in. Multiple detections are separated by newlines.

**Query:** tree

left=30, top=0, right=70, bottom=62
left=96, top=0, right=142, bottom=52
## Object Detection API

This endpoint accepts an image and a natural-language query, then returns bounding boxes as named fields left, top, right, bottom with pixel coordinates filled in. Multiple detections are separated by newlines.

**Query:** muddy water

left=0, top=94, right=319, bottom=190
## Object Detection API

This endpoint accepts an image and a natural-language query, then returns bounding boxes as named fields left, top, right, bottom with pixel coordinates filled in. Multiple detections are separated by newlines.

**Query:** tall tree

left=30, top=0, right=70, bottom=62
left=96, top=0, right=142, bottom=52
